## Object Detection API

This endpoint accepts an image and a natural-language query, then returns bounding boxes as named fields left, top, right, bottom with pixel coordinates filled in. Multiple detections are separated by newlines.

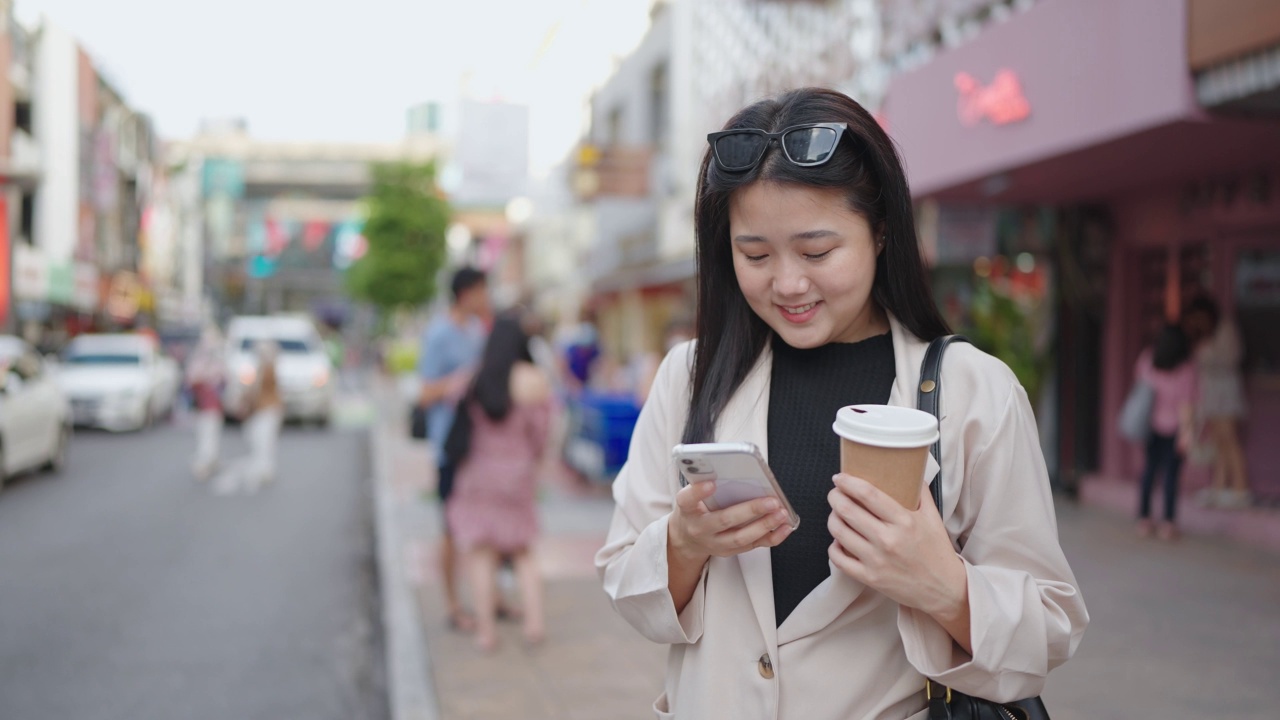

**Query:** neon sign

left=954, top=70, right=1030, bottom=127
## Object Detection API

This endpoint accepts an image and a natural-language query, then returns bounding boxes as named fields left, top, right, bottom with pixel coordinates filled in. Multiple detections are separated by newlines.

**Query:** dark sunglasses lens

left=714, top=133, right=766, bottom=170
left=783, top=127, right=839, bottom=165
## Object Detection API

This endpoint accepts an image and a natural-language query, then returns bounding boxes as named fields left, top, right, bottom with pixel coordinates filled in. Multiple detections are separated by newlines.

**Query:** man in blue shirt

left=417, top=266, right=490, bottom=631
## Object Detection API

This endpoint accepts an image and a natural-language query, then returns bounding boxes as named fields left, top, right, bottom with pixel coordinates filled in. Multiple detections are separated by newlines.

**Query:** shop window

left=14, top=101, right=31, bottom=134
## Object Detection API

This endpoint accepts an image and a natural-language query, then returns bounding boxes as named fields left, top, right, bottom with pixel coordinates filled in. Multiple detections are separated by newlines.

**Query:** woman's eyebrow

left=732, top=229, right=840, bottom=245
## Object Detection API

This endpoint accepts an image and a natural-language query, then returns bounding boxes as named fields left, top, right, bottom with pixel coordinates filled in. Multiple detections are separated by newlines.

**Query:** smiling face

left=728, top=181, right=888, bottom=349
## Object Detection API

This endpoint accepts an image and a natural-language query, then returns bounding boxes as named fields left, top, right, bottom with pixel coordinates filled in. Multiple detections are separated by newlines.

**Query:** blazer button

left=758, top=653, right=774, bottom=679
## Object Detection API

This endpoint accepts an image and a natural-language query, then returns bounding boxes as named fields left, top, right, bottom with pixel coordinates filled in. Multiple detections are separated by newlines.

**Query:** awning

left=589, top=255, right=695, bottom=295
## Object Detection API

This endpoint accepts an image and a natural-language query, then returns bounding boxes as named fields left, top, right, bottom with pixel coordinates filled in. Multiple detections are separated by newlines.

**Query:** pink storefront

left=882, top=0, right=1280, bottom=550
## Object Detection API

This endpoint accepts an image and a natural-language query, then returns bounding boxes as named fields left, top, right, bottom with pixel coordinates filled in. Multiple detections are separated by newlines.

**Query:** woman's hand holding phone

left=667, top=480, right=794, bottom=613
left=670, top=479, right=795, bottom=562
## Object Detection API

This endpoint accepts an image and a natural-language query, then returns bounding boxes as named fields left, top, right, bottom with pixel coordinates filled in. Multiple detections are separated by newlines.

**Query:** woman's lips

left=778, top=301, right=821, bottom=324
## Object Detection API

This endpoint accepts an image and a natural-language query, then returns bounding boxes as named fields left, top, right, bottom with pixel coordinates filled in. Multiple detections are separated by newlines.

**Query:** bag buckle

left=925, top=680, right=951, bottom=703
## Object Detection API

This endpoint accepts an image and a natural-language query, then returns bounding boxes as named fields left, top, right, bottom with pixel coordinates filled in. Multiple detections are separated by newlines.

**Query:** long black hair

left=683, top=87, right=950, bottom=443
left=1151, top=324, right=1190, bottom=371
left=443, top=311, right=533, bottom=464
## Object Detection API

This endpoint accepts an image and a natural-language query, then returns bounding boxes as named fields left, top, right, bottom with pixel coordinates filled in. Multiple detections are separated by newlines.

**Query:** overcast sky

left=17, top=0, right=652, bottom=173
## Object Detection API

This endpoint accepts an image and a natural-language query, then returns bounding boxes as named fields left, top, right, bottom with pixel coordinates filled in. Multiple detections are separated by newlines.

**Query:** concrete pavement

left=377, top=389, right=1280, bottom=720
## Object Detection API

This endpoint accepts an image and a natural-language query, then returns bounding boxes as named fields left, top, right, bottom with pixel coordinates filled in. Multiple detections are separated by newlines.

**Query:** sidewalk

left=382, top=398, right=665, bottom=720
left=374, top=380, right=1280, bottom=720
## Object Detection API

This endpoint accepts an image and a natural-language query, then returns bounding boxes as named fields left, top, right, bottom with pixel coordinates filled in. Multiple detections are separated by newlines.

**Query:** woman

left=186, top=325, right=226, bottom=481
left=447, top=312, right=554, bottom=651
left=1134, top=325, right=1197, bottom=540
left=596, top=89, right=1087, bottom=719
left=246, top=341, right=284, bottom=487
left=1182, top=296, right=1251, bottom=509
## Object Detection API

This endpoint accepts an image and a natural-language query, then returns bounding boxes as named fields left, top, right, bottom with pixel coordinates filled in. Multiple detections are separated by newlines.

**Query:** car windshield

left=240, top=338, right=313, bottom=353
left=65, top=353, right=142, bottom=365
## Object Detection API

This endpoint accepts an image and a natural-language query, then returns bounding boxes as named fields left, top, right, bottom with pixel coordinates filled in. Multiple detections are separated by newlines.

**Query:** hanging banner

left=303, top=220, right=329, bottom=251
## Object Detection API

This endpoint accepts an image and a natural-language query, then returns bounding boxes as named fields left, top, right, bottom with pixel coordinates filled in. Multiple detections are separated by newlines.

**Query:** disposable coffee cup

left=832, top=405, right=939, bottom=510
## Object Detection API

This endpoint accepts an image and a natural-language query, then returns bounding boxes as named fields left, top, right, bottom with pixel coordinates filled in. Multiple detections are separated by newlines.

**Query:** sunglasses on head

left=706, top=122, right=848, bottom=173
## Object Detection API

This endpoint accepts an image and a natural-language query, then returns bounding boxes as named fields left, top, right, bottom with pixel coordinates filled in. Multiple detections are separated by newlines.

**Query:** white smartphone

left=672, top=442, right=800, bottom=529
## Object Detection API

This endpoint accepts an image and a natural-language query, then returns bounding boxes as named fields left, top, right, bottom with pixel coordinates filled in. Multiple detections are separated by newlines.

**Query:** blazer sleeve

left=595, top=344, right=707, bottom=645
left=897, top=380, right=1089, bottom=702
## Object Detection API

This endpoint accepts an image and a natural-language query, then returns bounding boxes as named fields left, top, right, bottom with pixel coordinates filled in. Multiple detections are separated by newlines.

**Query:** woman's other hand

left=827, top=473, right=972, bottom=652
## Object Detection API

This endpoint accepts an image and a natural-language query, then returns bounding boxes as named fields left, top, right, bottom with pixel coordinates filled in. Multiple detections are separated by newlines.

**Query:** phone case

left=672, top=442, right=800, bottom=529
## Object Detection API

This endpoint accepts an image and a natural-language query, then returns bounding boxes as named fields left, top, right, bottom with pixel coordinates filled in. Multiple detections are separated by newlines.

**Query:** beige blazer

left=596, top=316, right=1088, bottom=720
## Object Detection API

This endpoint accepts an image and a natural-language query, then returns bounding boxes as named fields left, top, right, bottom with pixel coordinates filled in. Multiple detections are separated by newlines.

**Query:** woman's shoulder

left=510, top=361, right=552, bottom=405
left=939, top=339, right=1021, bottom=395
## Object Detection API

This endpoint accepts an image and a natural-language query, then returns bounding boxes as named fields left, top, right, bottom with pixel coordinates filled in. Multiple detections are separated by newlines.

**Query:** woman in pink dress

left=446, top=312, right=554, bottom=651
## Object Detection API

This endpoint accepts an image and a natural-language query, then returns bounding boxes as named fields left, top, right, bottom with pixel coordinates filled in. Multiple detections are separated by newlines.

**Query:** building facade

left=879, top=0, right=1280, bottom=547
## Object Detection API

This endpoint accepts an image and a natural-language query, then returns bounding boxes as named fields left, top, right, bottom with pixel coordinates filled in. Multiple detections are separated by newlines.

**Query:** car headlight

left=313, top=368, right=330, bottom=388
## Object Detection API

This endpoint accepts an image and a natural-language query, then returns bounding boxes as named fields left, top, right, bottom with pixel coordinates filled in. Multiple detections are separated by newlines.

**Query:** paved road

left=0, top=412, right=385, bottom=720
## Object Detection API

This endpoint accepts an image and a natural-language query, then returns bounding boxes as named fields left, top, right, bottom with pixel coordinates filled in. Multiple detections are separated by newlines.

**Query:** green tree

left=346, top=161, right=449, bottom=313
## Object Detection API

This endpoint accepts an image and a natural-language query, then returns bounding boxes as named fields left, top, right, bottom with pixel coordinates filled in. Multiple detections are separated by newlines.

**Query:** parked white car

left=0, top=336, right=72, bottom=488
left=223, top=316, right=333, bottom=426
left=58, top=334, right=181, bottom=432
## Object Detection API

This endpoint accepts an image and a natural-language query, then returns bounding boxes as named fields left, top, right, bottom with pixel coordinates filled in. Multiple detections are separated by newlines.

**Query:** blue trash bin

left=577, top=391, right=641, bottom=481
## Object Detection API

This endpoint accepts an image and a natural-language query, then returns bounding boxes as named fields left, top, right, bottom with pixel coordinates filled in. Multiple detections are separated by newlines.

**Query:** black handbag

left=409, top=405, right=428, bottom=440
left=918, top=335, right=1050, bottom=720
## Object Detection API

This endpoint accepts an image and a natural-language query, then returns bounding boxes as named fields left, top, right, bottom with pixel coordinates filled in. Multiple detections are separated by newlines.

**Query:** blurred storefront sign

left=14, top=244, right=48, bottom=302
left=883, top=0, right=1197, bottom=200
left=201, top=158, right=245, bottom=199
left=73, top=263, right=100, bottom=312
left=105, top=271, right=143, bottom=322
left=46, top=263, right=74, bottom=306
left=954, top=70, right=1030, bottom=127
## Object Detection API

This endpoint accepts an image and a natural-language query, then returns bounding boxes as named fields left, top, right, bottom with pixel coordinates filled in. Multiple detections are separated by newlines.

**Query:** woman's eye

left=744, top=254, right=768, bottom=263
left=804, top=250, right=833, bottom=261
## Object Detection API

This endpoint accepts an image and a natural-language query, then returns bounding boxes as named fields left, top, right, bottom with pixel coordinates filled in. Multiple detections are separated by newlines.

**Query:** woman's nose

left=772, top=260, right=811, bottom=296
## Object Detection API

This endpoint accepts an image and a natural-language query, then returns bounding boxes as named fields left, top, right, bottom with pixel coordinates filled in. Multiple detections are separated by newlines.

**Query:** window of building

left=19, top=192, right=34, bottom=244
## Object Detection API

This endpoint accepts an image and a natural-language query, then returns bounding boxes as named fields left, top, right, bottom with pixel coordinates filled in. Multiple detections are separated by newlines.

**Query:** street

left=0, top=410, right=385, bottom=720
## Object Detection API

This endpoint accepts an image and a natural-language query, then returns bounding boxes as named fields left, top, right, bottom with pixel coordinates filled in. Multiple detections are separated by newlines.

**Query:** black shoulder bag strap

left=917, top=335, right=1051, bottom=720
left=916, top=335, right=971, bottom=514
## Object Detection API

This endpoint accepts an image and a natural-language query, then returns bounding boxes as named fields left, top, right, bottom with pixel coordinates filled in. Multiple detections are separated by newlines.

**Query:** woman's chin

left=770, top=324, right=830, bottom=350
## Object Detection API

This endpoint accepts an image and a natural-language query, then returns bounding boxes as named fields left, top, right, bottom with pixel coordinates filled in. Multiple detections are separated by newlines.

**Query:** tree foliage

left=346, top=161, right=449, bottom=313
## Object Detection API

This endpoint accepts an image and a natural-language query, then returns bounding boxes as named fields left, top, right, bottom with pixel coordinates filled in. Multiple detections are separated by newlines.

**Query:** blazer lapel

left=715, top=346, right=778, bottom=647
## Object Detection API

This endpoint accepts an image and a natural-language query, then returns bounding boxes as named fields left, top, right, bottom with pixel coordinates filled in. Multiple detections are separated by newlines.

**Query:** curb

left=371, top=421, right=440, bottom=720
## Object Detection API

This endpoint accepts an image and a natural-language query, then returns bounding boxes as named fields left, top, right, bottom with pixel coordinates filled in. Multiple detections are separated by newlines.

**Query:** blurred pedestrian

left=1134, top=324, right=1197, bottom=540
left=244, top=341, right=284, bottom=487
left=1183, top=296, right=1251, bottom=509
left=446, top=311, right=554, bottom=652
left=186, top=325, right=226, bottom=481
left=417, top=267, right=491, bottom=632
left=214, top=340, right=283, bottom=495
left=597, top=88, right=1086, bottom=718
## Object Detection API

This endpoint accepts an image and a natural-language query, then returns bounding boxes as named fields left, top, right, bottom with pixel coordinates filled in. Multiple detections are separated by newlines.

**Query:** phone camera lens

left=681, top=459, right=694, bottom=465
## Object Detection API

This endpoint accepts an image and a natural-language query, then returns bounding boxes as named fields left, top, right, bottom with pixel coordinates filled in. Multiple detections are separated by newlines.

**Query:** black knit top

left=768, top=332, right=896, bottom=626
